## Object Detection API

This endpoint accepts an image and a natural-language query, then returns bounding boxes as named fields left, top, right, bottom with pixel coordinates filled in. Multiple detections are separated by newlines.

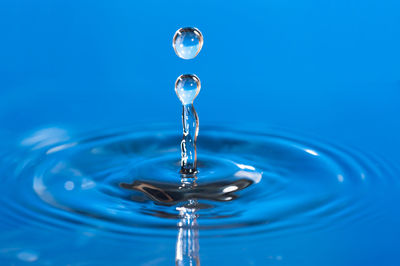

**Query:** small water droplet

left=175, top=74, right=201, bottom=105
left=64, top=181, right=75, bottom=191
left=173, top=28, right=203, bottom=60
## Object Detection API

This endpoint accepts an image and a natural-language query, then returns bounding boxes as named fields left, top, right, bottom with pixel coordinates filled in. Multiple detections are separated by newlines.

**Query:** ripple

left=0, top=125, right=397, bottom=238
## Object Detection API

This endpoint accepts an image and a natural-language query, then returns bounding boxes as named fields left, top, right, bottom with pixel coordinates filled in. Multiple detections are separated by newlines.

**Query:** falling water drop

left=175, top=74, right=201, bottom=106
left=173, top=28, right=203, bottom=60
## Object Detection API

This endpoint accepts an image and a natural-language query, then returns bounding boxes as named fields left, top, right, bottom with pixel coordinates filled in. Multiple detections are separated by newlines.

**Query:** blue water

left=1, top=0, right=400, bottom=265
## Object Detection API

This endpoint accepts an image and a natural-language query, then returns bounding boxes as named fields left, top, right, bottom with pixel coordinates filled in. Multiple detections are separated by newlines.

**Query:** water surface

left=0, top=125, right=399, bottom=265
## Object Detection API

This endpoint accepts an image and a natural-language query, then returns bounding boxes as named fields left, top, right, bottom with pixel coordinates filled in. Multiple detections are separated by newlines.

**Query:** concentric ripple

left=0, top=125, right=397, bottom=237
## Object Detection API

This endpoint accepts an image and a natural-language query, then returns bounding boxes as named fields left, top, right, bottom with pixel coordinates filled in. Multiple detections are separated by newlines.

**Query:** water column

left=173, top=27, right=203, bottom=175
left=175, top=179, right=200, bottom=266
left=173, top=27, right=203, bottom=266
left=175, top=74, right=201, bottom=174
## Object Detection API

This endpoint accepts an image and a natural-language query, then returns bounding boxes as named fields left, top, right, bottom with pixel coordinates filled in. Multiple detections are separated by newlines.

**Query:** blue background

left=0, top=1, right=399, bottom=265
left=1, top=0, right=399, bottom=163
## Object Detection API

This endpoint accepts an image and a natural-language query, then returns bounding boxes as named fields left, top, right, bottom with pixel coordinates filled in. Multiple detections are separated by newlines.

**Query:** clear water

left=173, top=28, right=203, bottom=60
left=1, top=1, right=400, bottom=265
left=0, top=125, right=399, bottom=264
left=175, top=73, right=201, bottom=175
left=178, top=103, right=199, bottom=175
left=174, top=27, right=201, bottom=177
left=175, top=74, right=201, bottom=106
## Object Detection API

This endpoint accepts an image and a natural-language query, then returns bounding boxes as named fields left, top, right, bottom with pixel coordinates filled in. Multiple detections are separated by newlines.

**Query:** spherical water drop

left=173, top=28, right=203, bottom=60
left=175, top=74, right=201, bottom=105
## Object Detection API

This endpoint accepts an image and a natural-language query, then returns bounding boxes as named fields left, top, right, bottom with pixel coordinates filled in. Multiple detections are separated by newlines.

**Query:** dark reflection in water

left=121, top=176, right=253, bottom=265
left=120, top=178, right=253, bottom=205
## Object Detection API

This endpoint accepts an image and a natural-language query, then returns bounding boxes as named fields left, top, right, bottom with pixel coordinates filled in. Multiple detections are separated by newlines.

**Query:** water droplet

left=64, top=181, right=75, bottom=190
left=173, top=28, right=203, bottom=60
left=175, top=74, right=201, bottom=105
